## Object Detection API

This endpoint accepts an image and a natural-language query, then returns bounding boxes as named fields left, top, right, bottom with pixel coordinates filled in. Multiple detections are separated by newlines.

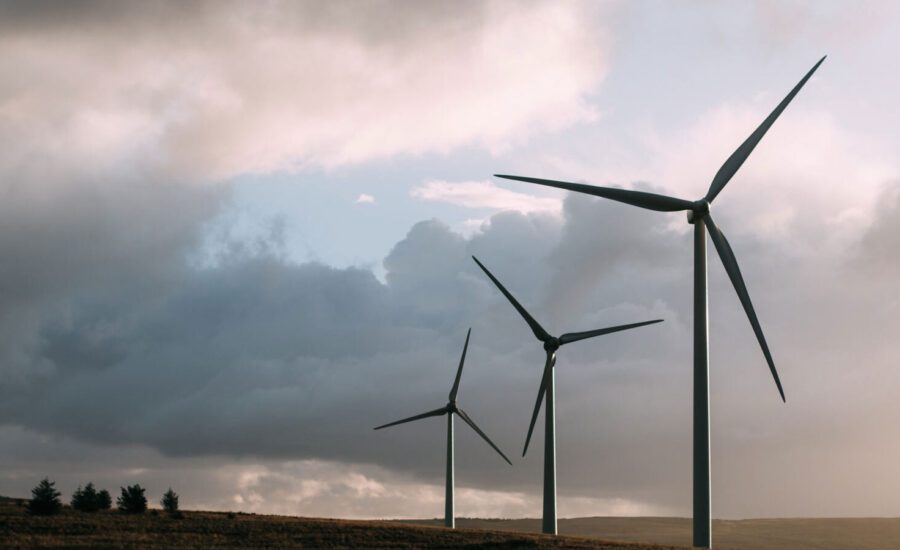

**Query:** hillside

left=0, top=503, right=683, bottom=549
left=411, top=516, right=900, bottom=550
left=7, top=502, right=899, bottom=549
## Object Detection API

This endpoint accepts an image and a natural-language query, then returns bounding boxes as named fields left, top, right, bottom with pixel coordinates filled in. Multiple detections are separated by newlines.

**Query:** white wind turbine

left=473, top=256, right=662, bottom=535
left=374, top=329, right=511, bottom=528
left=495, top=56, right=826, bottom=548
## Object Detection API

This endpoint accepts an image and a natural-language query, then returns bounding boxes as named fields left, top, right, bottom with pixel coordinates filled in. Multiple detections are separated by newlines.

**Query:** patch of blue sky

left=198, top=146, right=521, bottom=280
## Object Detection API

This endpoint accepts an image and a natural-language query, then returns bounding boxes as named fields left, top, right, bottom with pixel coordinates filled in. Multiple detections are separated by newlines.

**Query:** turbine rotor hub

left=543, top=338, right=560, bottom=352
left=687, top=200, right=710, bottom=224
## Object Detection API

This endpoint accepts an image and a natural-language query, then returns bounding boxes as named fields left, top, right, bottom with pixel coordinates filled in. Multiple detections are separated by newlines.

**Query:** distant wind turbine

left=374, top=328, right=511, bottom=529
left=472, top=256, right=662, bottom=535
left=495, top=56, right=826, bottom=548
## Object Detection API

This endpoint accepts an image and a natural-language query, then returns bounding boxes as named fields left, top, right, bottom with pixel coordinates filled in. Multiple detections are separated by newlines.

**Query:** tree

left=71, top=482, right=101, bottom=512
left=27, top=478, right=62, bottom=516
left=117, top=484, right=147, bottom=514
left=161, top=487, right=181, bottom=518
left=71, top=483, right=112, bottom=512
left=97, top=489, right=112, bottom=510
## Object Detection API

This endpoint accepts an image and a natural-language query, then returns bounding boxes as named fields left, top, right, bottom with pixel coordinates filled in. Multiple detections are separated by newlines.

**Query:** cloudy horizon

left=2, top=0, right=899, bottom=521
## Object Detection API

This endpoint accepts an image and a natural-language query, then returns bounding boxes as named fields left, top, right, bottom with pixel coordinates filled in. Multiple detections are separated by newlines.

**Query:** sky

left=1, top=0, right=899, bottom=520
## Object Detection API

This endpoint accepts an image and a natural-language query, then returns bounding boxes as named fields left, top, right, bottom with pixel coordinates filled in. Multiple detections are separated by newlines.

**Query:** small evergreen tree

left=71, top=482, right=101, bottom=512
left=97, top=489, right=112, bottom=510
left=161, top=488, right=181, bottom=518
left=117, top=484, right=147, bottom=514
left=27, top=478, right=62, bottom=516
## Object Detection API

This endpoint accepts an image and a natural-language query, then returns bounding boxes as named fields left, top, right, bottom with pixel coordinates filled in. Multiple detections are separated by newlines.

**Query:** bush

left=117, top=484, right=147, bottom=514
left=27, top=478, right=62, bottom=516
left=71, top=482, right=102, bottom=512
left=97, top=489, right=112, bottom=510
left=161, top=488, right=181, bottom=517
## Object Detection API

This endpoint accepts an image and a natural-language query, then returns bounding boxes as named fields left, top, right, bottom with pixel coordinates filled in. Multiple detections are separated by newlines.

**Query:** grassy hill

left=0, top=503, right=684, bottom=549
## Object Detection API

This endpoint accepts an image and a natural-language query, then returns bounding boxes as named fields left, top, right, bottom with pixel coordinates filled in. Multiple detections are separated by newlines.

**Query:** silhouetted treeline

left=26, top=478, right=180, bottom=517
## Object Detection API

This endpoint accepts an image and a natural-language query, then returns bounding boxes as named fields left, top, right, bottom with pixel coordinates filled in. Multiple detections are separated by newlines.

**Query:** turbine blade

left=559, top=319, right=664, bottom=345
left=456, top=408, right=512, bottom=465
left=472, top=256, right=552, bottom=343
left=495, top=175, right=694, bottom=212
left=449, top=328, right=471, bottom=401
left=705, top=56, right=826, bottom=203
left=705, top=214, right=785, bottom=401
left=523, top=353, right=553, bottom=456
left=373, top=406, right=447, bottom=430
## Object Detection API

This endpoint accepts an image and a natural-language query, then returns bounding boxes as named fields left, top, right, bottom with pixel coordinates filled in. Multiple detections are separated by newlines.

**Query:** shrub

left=161, top=488, right=181, bottom=517
left=27, top=478, right=62, bottom=516
left=97, top=489, right=112, bottom=510
left=117, top=484, right=147, bottom=514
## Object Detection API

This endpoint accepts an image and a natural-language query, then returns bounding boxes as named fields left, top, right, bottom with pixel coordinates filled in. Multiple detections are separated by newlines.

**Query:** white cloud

left=0, top=1, right=611, bottom=182
left=638, top=101, right=895, bottom=253
left=355, top=194, right=375, bottom=204
left=194, top=459, right=666, bottom=519
left=411, top=180, right=563, bottom=215
left=544, top=86, right=897, bottom=255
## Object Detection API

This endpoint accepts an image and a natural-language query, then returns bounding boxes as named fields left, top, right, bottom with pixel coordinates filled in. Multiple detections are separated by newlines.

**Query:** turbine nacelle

left=687, top=200, right=710, bottom=224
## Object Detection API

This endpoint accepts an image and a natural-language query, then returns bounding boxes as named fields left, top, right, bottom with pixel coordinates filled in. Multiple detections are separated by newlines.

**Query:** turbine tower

left=374, top=328, right=511, bottom=528
left=495, top=56, right=825, bottom=548
left=472, top=256, right=662, bottom=535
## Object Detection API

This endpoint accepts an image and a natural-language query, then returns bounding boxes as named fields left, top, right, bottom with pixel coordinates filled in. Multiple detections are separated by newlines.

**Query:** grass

left=0, top=503, right=686, bottom=549
left=411, top=516, right=900, bottom=550
left=8, top=502, right=899, bottom=549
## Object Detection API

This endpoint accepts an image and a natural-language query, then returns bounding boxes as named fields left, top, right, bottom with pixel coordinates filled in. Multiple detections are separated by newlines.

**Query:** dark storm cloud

left=2, top=177, right=900, bottom=517
left=0, top=0, right=617, bottom=511
left=0, top=197, right=686, bottom=504
left=0, top=0, right=479, bottom=38
left=0, top=170, right=224, bottom=392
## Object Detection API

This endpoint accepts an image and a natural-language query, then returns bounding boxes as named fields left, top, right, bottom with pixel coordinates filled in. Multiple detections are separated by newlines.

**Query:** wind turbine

left=495, top=56, right=825, bottom=547
left=472, top=256, right=662, bottom=535
left=373, top=328, right=511, bottom=528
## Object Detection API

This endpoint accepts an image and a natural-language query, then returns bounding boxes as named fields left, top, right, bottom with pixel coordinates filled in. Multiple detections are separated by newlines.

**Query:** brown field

left=0, top=503, right=683, bottom=550
left=410, top=516, right=900, bottom=549
left=5, top=502, right=900, bottom=549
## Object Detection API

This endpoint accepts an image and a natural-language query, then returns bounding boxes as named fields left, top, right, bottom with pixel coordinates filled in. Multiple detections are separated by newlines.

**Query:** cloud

left=750, top=1, right=897, bottom=48
left=854, top=180, right=900, bottom=281
left=1, top=167, right=899, bottom=519
left=0, top=1, right=610, bottom=181
left=1, top=0, right=899, bottom=522
left=0, top=426, right=669, bottom=519
left=356, top=194, right=375, bottom=204
left=8, top=183, right=900, bottom=519
left=411, top=180, right=563, bottom=215
left=642, top=103, right=893, bottom=247
left=0, top=0, right=610, bottom=463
